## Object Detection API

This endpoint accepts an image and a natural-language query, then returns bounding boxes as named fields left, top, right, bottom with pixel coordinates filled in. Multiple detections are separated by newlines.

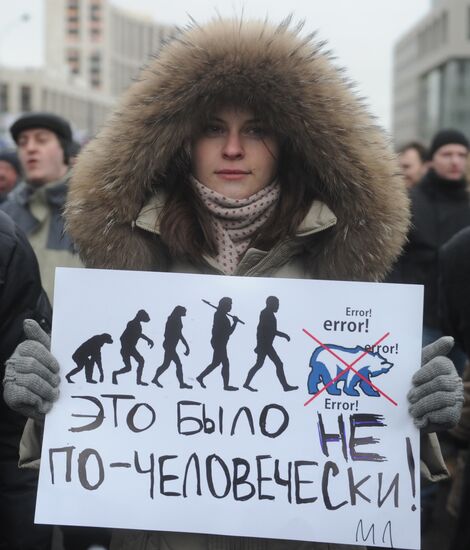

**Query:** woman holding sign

left=4, top=16, right=463, bottom=550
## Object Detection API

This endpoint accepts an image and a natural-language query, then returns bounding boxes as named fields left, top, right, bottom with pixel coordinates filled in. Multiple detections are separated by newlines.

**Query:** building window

left=89, top=52, right=101, bottom=88
left=20, top=85, right=32, bottom=112
left=90, top=1, right=102, bottom=22
left=0, top=83, right=9, bottom=112
left=419, top=66, right=443, bottom=139
left=67, top=49, right=80, bottom=75
left=66, top=0, right=80, bottom=39
left=456, top=59, right=470, bottom=96
left=90, top=26, right=102, bottom=40
left=67, top=23, right=80, bottom=38
left=89, top=0, right=102, bottom=41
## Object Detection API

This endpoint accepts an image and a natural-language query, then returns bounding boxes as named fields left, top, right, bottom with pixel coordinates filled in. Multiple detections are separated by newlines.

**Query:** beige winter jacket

left=20, top=16, right=448, bottom=550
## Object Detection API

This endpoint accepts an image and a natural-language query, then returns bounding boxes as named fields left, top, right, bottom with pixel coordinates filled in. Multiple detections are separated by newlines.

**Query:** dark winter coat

left=440, top=227, right=470, bottom=443
left=388, top=169, right=470, bottom=328
left=440, top=226, right=470, bottom=356
left=439, top=230, right=470, bottom=550
left=0, top=210, right=51, bottom=460
left=439, top=227, right=470, bottom=493
left=0, top=180, right=72, bottom=248
left=0, top=178, right=82, bottom=299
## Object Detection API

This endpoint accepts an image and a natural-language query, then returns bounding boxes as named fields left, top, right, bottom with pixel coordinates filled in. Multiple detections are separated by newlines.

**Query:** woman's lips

left=215, top=170, right=250, bottom=181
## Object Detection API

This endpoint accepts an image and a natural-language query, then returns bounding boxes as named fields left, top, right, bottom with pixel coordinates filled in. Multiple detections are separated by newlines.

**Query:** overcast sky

left=1, top=0, right=430, bottom=131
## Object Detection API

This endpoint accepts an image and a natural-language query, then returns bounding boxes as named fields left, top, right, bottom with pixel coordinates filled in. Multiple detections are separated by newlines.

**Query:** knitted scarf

left=191, top=177, right=280, bottom=274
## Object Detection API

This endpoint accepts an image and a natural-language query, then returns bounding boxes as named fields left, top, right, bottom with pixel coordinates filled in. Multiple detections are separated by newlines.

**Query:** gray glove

left=3, top=319, right=60, bottom=421
left=408, top=337, right=464, bottom=432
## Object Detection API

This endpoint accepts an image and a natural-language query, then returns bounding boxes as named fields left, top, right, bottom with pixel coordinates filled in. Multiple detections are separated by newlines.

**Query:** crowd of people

left=393, top=131, right=470, bottom=549
left=0, top=16, right=469, bottom=550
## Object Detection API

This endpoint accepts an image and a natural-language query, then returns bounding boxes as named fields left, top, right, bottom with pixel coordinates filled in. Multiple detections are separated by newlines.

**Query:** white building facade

left=0, top=0, right=174, bottom=144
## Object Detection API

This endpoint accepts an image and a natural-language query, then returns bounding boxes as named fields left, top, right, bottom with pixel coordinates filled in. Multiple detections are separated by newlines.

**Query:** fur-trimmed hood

left=66, top=17, right=409, bottom=281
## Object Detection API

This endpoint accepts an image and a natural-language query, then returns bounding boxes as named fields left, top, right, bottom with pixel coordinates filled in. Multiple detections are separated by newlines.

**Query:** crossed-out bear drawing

left=65, top=296, right=297, bottom=391
left=307, top=344, right=394, bottom=397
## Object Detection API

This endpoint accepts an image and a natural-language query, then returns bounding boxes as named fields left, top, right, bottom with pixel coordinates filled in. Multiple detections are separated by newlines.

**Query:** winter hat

left=0, top=150, right=21, bottom=175
left=10, top=112, right=73, bottom=164
left=429, top=129, right=469, bottom=159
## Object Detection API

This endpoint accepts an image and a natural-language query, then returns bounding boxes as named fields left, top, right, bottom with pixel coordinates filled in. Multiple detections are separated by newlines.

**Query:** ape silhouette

left=112, top=309, right=154, bottom=386
left=152, top=306, right=192, bottom=389
left=244, top=296, right=298, bottom=392
left=66, top=333, right=113, bottom=383
left=197, top=297, right=240, bottom=391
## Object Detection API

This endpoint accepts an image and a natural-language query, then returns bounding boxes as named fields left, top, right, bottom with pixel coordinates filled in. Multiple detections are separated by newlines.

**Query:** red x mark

left=303, top=329, right=397, bottom=407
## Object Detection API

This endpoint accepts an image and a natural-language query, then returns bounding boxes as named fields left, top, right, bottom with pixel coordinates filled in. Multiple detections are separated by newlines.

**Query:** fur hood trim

left=66, top=17, right=409, bottom=281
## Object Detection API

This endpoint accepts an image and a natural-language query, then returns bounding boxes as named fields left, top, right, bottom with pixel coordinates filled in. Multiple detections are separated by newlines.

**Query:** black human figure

left=112, top=309, right=154, bottom=386
left=196, top=297, right=239, bottom=391
left=152, top=306, right=192, bottom=389
left=244, top=296, right=298, bottom=392
left=66, top=333, right=113, bottom=383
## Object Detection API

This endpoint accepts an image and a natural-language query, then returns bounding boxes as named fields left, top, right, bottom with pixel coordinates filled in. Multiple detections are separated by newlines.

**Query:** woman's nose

left=222, top=131, right=244, bottom=159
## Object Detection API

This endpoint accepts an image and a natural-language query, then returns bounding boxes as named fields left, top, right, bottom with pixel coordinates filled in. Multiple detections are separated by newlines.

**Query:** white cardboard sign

left=36, top=268, right=423, bottom=549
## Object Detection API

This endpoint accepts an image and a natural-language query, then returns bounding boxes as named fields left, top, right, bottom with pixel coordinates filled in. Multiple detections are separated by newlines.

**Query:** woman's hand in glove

left=408, top=337, right=464, bottom=432
left=3, top=319, right=60, bottom=421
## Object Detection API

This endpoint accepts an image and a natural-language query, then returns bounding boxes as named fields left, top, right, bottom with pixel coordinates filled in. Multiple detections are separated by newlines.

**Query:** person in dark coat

left=439, top=227, right=470, bottom=550
left=440, top=227, right=470, bottom=355
left=388, top=129, right=470, bottom=532
left=0, top=210, right=53, bottom=550
left=388, top=129, right=470, bottom=373
left=0, top=112, right=83, bottom=300
left=397, top=141, right=428, bottom=189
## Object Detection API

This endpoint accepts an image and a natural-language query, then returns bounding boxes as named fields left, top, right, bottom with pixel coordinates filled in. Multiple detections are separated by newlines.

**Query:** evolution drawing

left=196, top=297, right=242, bottom=391
left=112, top=309, right=154, bottom=386
left=244, top=296, right=297, bottom=392
left=66, top=333, right=113, bottom=384
left=152, top=306, right=192, bottom=389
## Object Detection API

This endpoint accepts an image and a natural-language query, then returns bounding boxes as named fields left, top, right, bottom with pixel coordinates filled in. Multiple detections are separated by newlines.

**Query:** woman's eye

left=245, top=126, right=267, bottom=138
left=203, top=124, right=225, bottom=136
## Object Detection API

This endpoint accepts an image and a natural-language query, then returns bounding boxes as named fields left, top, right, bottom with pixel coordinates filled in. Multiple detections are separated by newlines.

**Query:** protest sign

left=36, top=267, right=423, bottom=549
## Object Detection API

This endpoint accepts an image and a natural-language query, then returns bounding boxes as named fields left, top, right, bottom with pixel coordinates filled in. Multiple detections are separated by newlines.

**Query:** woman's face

left=191, top=107, right=279, bottom=200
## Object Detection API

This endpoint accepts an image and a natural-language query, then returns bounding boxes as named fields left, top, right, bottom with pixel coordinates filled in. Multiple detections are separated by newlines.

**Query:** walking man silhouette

left=152, top=306, right=192, bottom=389
left=66, top=333, right=113, bottom=383
left=197, top=297, right=239, bottom=391
left=112, top=309, right=154, bottom=386
left=244, top=296, right=298, bottom=391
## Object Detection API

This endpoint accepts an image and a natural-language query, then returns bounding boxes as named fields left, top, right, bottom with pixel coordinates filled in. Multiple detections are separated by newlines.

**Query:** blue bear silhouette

left=307, top=344, right=393, bottom=397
